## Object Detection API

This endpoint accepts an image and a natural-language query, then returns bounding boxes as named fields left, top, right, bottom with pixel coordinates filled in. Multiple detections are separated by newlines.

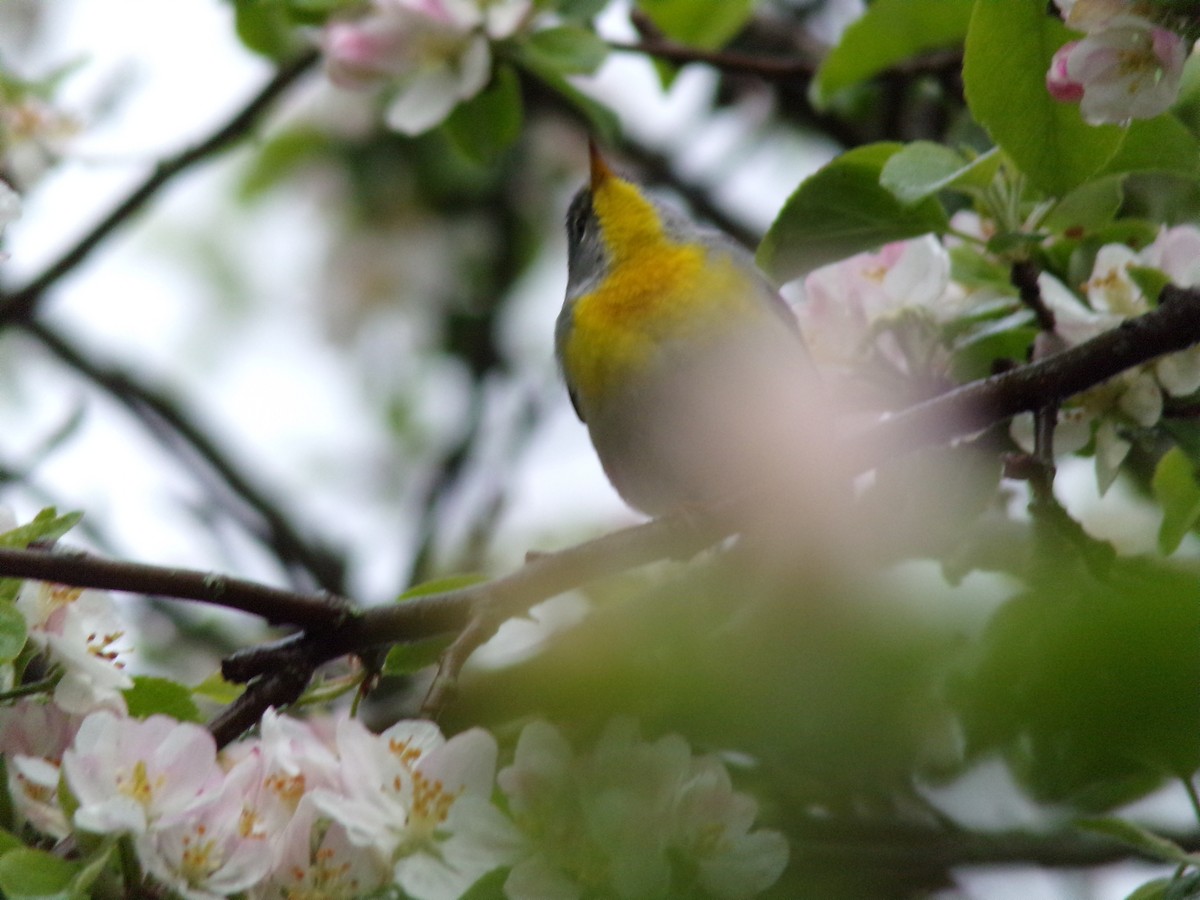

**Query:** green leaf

left=0, top=848, right=79, bottom=899
left=0, top=830, right=22, bottom=855
left=383, top=635, right=454, bottom=675
left=1076, top=817, right=1199, bottom=866
left=963, top=0, right=1123, bottom=197
left=556, top=0, right=609, bottom=20
left=757, top=143, right=949, bottom=281
left=0, top=508, right=83, bottom=550
left=1124, top=879, right=1170, bottom=900
left=67, top=844, right=115, bottom=900
left=0, top=604, right=26, bottom=664
left=459, top=866, right=509, bottom=899
left=1101, top=115, right=1200, bottom=178
left=444, top=66, right=524, bottom=165
left=959, top=559, right=1200, bottom=808
left=232, top=0, right=300, bottom=59
left=1128, top=265, right=1171, bottom=305
left=518, top=26, right=609, bottom=75
left=191, top=670, right=246, bottom=704
left=239, top=129, right=331, bottom=201
left=634, top=0, right=754, bottom=49
left=1042, top=175, right=1125, bottom=234
left=813, top=0, right=973, bottom=104
left=396, top=572, right=487, bottom=602
left=123, top=676, right=203, bottom=723
left=1153, top=446, right=1200, bottom=555
left=880, top=143, right=1002, bottom=204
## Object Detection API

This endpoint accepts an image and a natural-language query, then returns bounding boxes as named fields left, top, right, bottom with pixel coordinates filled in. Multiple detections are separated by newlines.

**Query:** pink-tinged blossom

left=1047, top=43, right=1086, bottom=102
left=0, top=700, right=82, bottom=838
left=62, top=711, right=222, bottom=836
left=796, top=236, right=952, bottom=371
left=498, top=719, right=788, bottom=900
left=310, top=717, right=522, bottom=900
left=320, top=0, right=531, bottom=135
left=136, top=754, right=275, bottom=900
left=1059, top=18, right=1188, bottom=124
left=16, top=581, right=132, bottom=713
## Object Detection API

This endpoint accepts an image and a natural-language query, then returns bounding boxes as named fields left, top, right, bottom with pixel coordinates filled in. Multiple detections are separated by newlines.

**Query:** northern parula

left=556, top=144, right=807, bottom=516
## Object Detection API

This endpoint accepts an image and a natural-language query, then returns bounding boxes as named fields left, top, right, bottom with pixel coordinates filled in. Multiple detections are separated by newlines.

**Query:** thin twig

left=24, top=321, right=347, bottom=593
left=0, top=48, right=319, bottom=324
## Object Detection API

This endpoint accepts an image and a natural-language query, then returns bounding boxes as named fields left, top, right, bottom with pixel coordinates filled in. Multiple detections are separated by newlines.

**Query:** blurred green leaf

left=1043, top=175, right=1125, bottom=234
left=1153, top=446, right=1200, bottom=555
left=813, top=0, right=973, bottom=105
left=757, top=143, right=949, bottom=281
left=1124, top=879, right=1171, bottom=900
left=444, top=65, right=524, bottom=165
left=634, top=0, right=754, bottom=49
left=518, top=26, right=609, bottom=75
left=459, top=867, right=509, bottom=900
left=192, top=670, right=246, bottom=705
left=0, top=847, right=79, bottom=899
left=880, top=143, right=1002, bottom=204
left=1102, top=115, right=1200, bottom=178
left=1127, top=265, right=1170, bottom=305
left=959, top=560, right=1200, bottom=809
left=124, top=676, right=203, bottom=723
left=1076, top=817, right=1198, bottom=865
left=963, top=0, right=1123, bottom=197
left=555, top=0, right=610, bottom=19
left=239, top=129, right=332, bottom=201
left=396, top=572, right=486, bottom=601
left=383, top=635, right=454, bottom=675
left=232, top=0, right=301, bottom=59
left=0, top=604, right=26, bottom=665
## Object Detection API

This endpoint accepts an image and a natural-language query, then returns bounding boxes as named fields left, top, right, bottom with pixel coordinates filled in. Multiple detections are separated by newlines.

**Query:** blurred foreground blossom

left=498, top=718, right=788, bottom=900
left=321, top=0, right=532, bottom=135
left=1047, top=1, right=1189, bottom=124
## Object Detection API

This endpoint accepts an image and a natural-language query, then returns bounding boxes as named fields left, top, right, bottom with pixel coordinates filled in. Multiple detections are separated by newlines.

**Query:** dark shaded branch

left=1011, top=259, right=1055, bottom=332
left=0, top=48, right=319, bottom=324
left=0, top=547, right=354, bottom=629
left=24, top=321, right=347, bottom=593
left=859, top=283, right=1200, bottom=466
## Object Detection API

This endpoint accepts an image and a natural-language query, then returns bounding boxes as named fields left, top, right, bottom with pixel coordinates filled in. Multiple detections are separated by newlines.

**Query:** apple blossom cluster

left=1014, top=226, right=1200, bottom=492
left=1, top=603, right=788, bottom=900
left=0, top=701, right=788, bottom=899
left=1046, top=0, right=1192, bottom=124
left=795, top=224, right=1200, bottom=495
left=320, top=0, right=533, bottom=135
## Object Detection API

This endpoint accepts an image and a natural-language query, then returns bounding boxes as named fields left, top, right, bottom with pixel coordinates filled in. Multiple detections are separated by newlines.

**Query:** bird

left=555, top=143, right=810, bottom=517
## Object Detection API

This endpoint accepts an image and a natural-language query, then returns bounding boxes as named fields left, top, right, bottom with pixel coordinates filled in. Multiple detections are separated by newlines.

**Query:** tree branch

left=0, top=546, right=354, bottom=629
left=2, top=287, right=1199, bottom=742
left=0, top=48, right=319, bottom=324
